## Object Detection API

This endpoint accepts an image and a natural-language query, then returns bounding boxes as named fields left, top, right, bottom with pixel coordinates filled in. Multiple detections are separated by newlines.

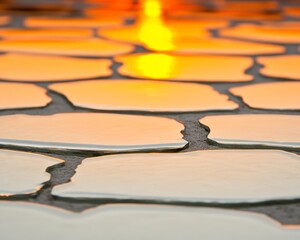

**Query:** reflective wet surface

left=201, top=115, right=300, bottom=149
left=0, top=82, right=51, bottom=110
left=53, top=150, right=300, bottom=203
left=50, top=80, right=238, bottom=112
left=0, top=113, right=186, bottom=152
left=230, top=82, right=300, bottom=110
left=1, top=0, right=300, bottom=232
left=116, top=53, right=253, bottom=82
left=0, top=53, right=112, bottom=82
left=0, top=150, right=63, bottom=196
left=1, top=202, right=300, bottom=240
left=100, top=13, right=283, bottom=54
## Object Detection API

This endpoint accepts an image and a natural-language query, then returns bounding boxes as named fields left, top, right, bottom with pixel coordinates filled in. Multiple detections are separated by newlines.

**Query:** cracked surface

left=0, top=82, right=51, bottom=110
left=0, top=149, right=63, bottom=196
left=1, top=1, right=300, bottom=227
left=230, top=82, right=300, bottom=110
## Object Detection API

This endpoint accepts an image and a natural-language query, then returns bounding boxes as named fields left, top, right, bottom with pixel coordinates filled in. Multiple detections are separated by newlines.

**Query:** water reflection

left=116, top=53, right=253, bottom=82
left=100, top=0, right=222, bottom=51
left=99, top=0, right=287, bottom=54
left=136, top=53, right=175, bottom=78
left=138, top=0, right=174, bottom=51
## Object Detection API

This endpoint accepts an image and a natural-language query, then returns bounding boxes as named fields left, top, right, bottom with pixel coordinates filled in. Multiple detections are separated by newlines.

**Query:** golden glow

left=138, top=20, right=174, bottom=51
left=136, top=53, right=175, bottom=79
left=137, top=0, right=175, bottom=51
left=116, top=53, right=253, bottom=82
left=142, top=0, right=162, bottom=18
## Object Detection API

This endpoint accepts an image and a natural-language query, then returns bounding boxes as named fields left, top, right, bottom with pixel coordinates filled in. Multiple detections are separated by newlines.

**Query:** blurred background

left=1, top=0, right=299, bottom=16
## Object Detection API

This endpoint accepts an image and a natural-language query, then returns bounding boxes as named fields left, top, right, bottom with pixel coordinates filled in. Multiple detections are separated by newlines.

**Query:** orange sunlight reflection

left=137, top=0, right=175, bottom=51
left=136, top=53, right=176, bottom=79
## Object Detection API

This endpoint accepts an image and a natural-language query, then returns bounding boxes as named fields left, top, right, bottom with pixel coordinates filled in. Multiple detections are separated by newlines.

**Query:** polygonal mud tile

left=0, top=82, right=51, bottom=110
left=221, top=23, right=300, bottom=43
left=258, top=55, right=300, bottom=81
left=116, top=53, right=253, bottom=82
left=24, top=17, right=124, bottom=28
left=0, top=39, right=134, bottom=57
left=230, top=82, right=300, bottom=110
left=1, top=202, right=300, bottom=239
left=0, top=28, right=93, bottom=40
left=0, top=53, right=112, bottom=82
left=201, top=114, right=300, bottom=149
left=0, top=150, right=63, bottom=196
left=0, top=113, right=186, bottom=152
left=161, top=38, right=284, bottom=55
left=53, top=150, right=300, bottom=203
left=49, top=80, right=238, bottom=112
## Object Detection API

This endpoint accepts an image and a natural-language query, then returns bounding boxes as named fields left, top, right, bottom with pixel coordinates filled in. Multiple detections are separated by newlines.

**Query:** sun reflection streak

left=137, top=0, right=175, bottom=51
left=136, top=53, right=175, bottom=79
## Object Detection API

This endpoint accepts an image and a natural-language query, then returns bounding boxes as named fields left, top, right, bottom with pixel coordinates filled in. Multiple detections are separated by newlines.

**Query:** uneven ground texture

left=0, top=0, right=300, bottom=225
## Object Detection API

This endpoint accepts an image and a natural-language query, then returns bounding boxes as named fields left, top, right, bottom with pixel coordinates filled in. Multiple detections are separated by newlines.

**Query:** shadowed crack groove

left=31, top=153, right=101, bottom=211
left=172, top=115, right=219, bottom=151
